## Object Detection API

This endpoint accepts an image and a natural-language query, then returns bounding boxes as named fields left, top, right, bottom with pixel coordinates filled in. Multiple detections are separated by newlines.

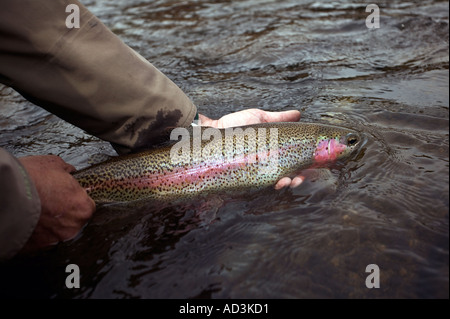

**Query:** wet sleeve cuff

left=1, top=0, right=197, bottom=155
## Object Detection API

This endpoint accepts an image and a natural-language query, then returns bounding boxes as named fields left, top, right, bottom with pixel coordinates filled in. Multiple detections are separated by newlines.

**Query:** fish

left=73, top=122, right=364, bottom=203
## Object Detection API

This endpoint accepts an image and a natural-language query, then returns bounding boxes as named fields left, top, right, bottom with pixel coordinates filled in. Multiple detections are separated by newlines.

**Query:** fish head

left=313, top=127, right=363, bottom=164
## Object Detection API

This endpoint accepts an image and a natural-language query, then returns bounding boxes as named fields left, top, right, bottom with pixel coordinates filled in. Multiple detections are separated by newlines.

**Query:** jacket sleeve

left=0, top=0, right=197, bottom=154
left=0, top=148, right=41, bottom=261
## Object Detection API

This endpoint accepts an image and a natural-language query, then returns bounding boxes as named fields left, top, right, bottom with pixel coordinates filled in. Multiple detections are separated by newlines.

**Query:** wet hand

left=274, top=176, right=305, bottom=190
left=18, top=155, right=95, bottom=251
left=198, top=108, right=305, bottom=189
left=198, top=108, right=301, bottom=128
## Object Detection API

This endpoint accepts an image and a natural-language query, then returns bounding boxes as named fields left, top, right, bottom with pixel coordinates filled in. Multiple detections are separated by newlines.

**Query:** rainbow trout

left=73, top=122, right=363, bottom=203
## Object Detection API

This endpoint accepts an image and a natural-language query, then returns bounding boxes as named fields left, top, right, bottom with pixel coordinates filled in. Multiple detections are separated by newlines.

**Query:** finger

left=264, top=110, right=301, bottom=123
left=72, top=183, right=96, bottom=220
left=275, top=177, right=292, bottom=190
left=63, top=163, right=77, bottom=173
left=57, top=158, right=76, bottom=173
left=290, top=176, right=305, bottom=188
left=84, top=196, right=96, bottom=219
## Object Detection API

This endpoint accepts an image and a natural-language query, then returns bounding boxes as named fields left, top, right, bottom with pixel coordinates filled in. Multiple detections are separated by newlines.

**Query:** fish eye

left=346, top=133, right=359, bottom=146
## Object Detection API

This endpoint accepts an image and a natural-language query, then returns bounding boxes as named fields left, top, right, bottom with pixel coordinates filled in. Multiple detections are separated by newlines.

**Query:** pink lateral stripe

left=89, top=147, right=285, bottom=191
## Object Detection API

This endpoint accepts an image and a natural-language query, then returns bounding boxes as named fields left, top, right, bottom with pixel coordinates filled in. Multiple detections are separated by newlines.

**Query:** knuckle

left=77, top=201, right=94, bottom=220
left=70, top=186, right=95, bottom=220
left=51, top=155, right=75, bottom=172
left=82, top=196, right=96, bottom=218
left=49, top=154, right=63, bottom=163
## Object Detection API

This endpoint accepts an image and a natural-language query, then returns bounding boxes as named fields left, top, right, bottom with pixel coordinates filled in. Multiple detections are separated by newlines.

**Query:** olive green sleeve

left=0, top=148, right=41, bottom=261
left=0, top=0, right=197, bottom=154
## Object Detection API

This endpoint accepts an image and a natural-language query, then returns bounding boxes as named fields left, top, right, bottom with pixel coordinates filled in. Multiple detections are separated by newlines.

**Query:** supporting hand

left=198, top=108, right=305, bottom=190
left=18, top=155, right=95, bottom=251
left=198, top=108, right=301, bottom=128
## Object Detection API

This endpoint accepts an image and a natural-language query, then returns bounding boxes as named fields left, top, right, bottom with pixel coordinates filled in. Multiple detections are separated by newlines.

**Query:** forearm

left=0, top=0, right=197, bottom=153
left=0, top=148, right=41, bottom=261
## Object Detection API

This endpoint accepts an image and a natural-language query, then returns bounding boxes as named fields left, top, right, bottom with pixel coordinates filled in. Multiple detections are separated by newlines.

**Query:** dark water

left=0, top=0, right=448, bottom=298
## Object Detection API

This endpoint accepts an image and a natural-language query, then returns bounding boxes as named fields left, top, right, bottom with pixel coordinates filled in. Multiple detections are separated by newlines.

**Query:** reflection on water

left=0, top=0, right=448, bottom=298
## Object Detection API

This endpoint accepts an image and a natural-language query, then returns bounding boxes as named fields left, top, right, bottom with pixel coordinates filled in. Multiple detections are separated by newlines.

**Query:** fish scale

left=73, top=122, right=363, bottom=203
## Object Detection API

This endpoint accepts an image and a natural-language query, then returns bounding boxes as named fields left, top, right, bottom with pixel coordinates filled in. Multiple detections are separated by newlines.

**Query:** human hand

left=198, top=108, right=301, bottom=128
left=18, top=155, right=95, bottom=251
left=198, top=108, right=305, bottom=190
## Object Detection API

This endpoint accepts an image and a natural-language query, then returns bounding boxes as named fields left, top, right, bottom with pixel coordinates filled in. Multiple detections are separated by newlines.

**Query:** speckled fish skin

left=73, top=122, right=363, bottom=203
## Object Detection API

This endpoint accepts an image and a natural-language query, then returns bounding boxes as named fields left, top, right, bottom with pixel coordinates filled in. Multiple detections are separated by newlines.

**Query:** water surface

left=0, top=0, right=448, bottom=298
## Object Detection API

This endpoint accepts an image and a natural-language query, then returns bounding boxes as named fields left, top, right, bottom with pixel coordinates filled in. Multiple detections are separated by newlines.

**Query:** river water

left=0, top=0, right=448, bottom=298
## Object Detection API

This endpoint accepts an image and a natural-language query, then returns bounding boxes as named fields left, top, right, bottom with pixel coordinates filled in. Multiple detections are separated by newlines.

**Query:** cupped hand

left=18, top=155, right=95, bottom=251
left=198, top=108, right=305, bottom=190
left=198, top=108, right=301, bottom=128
